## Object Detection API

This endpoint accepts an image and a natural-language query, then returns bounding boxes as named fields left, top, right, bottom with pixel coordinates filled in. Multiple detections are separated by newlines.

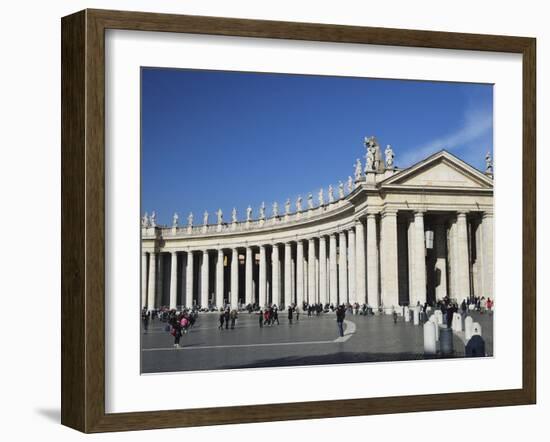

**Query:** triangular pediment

left=380, top=150, right=493, bottom=189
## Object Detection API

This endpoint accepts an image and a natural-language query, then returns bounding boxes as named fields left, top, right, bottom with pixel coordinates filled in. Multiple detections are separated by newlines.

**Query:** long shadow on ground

left=217, top=351, right=483, bottom=370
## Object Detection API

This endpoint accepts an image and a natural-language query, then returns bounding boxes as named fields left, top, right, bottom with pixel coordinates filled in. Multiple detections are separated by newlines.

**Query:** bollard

left=423, top=321, right=437, bottom=354
left=413, top=308, right=419, bottom=325
left=452, top=312, right=463, bottom=332
left=439, top=326, right=454, bottom=356
left=472, top=322, right=482, bottom=337
left=464, top=316, right=474, bottom=341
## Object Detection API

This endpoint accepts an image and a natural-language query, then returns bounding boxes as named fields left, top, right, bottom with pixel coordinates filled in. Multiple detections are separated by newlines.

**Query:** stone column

left=216, top=249, right=224, bottom=309
left=448, top=218, right=458, bottom=298
left=157, top=253, right=164, bottom=306
left=245, top=247, right=253, bottom=306
left=231, top=248, right=239, bottom=308
left=141, top=252, right=148, bottom=308
left=434, top=220, right=448, bottom=301
left=319, top=236, right=327, bottom=306
left=169, top=251, right=178, bottom=309
left=284, top=242, right=292, bottom=308
left=308, top=238, right=316, bottom=305
left=407, top=214, right=416, bottom=304
left=456, top=212, right=471, bottom=300
left=185, top=251, right=194, bottom=308
left=200, top=250, right=209, bottom=308
left=380, top=209, right=399, bottom=312
left=259, top=245, right=267, bottom=307
left=271, top=244, right=281, bottom=307
left=355, top=220, right=367, bottom=305
left=411, top=211, right=427, bottom=306
left=338, top=231, right=348, bottom=305
left=147, top=252, right=156, bottom=309
left=296, top=240, right=304, bottom=307
left=348, top=228, right=356, bottom=304
left=481, top=212, right=494, bottom=299
left=366, top=214, right=379, bottom=309
left=329, top=234, right=338, bottom=306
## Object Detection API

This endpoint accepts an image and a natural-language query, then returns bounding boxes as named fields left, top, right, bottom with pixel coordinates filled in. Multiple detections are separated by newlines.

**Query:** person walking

left=259, top=309, right=264, bottom=328
left=224, top=309, right=230, bottom=329
left=218, top=309, right=225, bottom=330
left=287, top=305, right=293, bottom=324
left=230, top=309, right=238, bottom=329
left=272, top=307, right=279, bottom=325
left=141, top=308, right=150, bottom=334
left=336, top=305, right=346, bottom=337
left=295, top=305, right=300, bottom=321
left=170, top=317, right=182, bottom=348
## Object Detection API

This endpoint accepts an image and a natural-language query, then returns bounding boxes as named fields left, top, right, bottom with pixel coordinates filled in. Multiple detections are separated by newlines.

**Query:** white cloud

left=400, top=107, right=493, bottom=168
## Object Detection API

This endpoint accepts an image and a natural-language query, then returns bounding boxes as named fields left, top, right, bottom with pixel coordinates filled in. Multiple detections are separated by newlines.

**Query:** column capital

left=381, top=208, right=398, bottom=217
left=413, top=208, right=426, bottom=215
left=456, top=210, right=469, bottom=218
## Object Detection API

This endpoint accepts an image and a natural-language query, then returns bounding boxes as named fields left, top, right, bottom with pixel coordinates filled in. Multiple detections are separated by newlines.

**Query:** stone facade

left=141, top=147, right=494, bottom=313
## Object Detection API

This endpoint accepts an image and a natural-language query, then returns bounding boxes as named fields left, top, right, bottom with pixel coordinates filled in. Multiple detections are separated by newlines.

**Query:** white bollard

left=452, top=312, right=463, bottom=332
left=429, top=314, right=439, bottom=340
left=413, top=307, right=419, bottom=325
left=464, top=316, right=474, bottom=341
left=434, top=310, right=443, bottom=326
left=404, top=306, right=410, bottom=322
left=472, top=322, right=482, bottom=337
left=423, top=321, right=437, bottom=354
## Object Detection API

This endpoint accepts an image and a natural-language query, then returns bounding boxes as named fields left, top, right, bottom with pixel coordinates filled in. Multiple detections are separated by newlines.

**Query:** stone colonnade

left=142, top=210, right=493, bottom=311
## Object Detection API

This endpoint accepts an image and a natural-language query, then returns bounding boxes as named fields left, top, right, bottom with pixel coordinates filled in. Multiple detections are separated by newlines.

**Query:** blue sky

left=141, top=68, right=493, bottom=225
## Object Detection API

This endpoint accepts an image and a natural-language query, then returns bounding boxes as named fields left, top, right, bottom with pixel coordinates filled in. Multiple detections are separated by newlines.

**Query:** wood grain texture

left=60, top=8, right=537, bottom=433
left=61, top=10, right=86, bottom=431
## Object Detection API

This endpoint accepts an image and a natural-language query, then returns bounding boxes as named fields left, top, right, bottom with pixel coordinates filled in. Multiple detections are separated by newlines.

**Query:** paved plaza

left=141, top=311, right=493, bottom=373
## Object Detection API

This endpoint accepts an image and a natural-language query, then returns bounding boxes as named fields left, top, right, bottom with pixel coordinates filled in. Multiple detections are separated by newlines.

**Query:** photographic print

left=140, top=68, right=494, bottom=374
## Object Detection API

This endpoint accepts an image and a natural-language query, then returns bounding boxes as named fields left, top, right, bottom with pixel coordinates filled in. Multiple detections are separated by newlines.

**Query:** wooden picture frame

left=61, top=8, right=536, bottom=433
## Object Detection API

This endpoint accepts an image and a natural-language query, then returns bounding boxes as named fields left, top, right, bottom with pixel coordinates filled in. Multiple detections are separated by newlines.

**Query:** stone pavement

left=141, top=310, right=494, bottom=373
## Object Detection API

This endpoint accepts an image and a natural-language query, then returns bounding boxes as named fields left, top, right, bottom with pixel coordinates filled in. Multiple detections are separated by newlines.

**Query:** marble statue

left=231, top=207, right=237, bottom=223
left=285, top=198, right=291, bottom=215
left=203, top=211, right=209, bottom=226
left=347, top=176, right=353, bottom=193
left=385, top=144, right=395, bottom=168
left=296, top=195, right=302, bottom=212
left=328, top=185, right=334, bottom=203
left=318, top=188, right=324, bottom=206
left=246, top=205, right=252, bottom=221
left=187, top=212, right=193, bottom=227
left=364, top=136, right=377, bottom=172
left=307, top=193, right=314, bottom=209
left=150, top=211, right=156, bottom=228
left=217, top=208, right=223, bottom=224
left=259, top=202, right=266, bottom=219
left=485, top=151, right=493, bottom=174
left=272, top=201, right=279, bottom=217
left=172, top=212, right=179, bottom=228
left=354, top=158, right=362, bottom=181
left=338, top=181, right=345, bottom=199
left=141, top=212, right=149, bottom=228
